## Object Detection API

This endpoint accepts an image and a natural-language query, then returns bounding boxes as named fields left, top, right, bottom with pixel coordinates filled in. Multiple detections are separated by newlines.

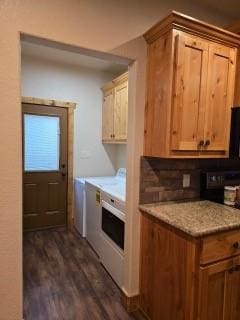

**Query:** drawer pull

left=204, top=139, right=210, bottom=147
left=235, top=265, right=240, bottom=272
left=198, top=140, right=204, bottom=147
left=229, top=265, right=240, bottom=274
left=229, top=267, right=235, bottom=274
left=233, top=242, right=240, bottom=249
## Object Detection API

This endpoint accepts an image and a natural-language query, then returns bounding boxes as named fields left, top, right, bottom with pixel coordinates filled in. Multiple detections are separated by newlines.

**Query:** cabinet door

left=204, top=44, right=236, bottom=151
left=171, top=33, right=208, bottom=151
left=102, top=89, right=114, bottom=141
left=140, top=213, right=197, bottom=320
left=198, top=258, right=237, bottom=320
left=114, top=80, right=128, bottom=141
left=228, top=256, right=240, bottom=320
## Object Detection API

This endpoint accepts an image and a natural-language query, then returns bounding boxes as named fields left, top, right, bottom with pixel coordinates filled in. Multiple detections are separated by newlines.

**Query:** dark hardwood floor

left=23, top=228, right=136, bottom=320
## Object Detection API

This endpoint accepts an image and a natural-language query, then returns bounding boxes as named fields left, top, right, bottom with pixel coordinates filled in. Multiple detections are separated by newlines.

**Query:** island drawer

left=200, top=229, right=240, bottom=265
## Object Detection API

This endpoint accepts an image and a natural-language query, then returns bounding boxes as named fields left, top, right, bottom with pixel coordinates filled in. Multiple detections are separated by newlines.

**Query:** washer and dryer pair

left=74, top=168, right=126, bottom=239
left=74, top=169, right=126, bottom=288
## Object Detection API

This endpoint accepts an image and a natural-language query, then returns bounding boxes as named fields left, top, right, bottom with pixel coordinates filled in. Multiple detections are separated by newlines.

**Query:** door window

left=24, top=114, right=60, bottom=171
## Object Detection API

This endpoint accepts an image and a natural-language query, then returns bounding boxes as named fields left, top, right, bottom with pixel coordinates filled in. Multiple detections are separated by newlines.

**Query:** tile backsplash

left=140, top=157, right=240, bottom=204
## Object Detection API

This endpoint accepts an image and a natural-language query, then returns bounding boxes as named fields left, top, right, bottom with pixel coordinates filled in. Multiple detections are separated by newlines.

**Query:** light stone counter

left=139, top=200, right=240, bottom=237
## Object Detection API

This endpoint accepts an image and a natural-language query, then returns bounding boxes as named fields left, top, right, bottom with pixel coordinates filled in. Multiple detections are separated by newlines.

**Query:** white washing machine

left=85, top=181, right=102, bottom=255
left=74, top=177, right=107, bottom=239
left=74, top=178, right=86, bottom=237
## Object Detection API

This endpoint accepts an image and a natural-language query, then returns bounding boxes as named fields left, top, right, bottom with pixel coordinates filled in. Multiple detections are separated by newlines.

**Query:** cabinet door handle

left=204, top=140, right=210, bottom=147
left=235, top=265, right=240, bottom=272
left=229, top=267, right=235, bottom=274
left=198, top=140, right=204, bottom=147
left=229, top=265, right=240, bottom=274
left=233, top=242, right=240, bottom=249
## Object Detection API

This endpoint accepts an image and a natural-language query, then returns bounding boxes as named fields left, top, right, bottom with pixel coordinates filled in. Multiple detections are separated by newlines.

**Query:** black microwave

left=229, top=107, right=240, bottom=157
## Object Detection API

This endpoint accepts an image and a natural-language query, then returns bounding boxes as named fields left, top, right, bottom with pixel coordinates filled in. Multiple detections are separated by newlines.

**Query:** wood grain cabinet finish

left=102, top=88, right=114, bottom=141
left=171, top=33, right=208, bottom=152
left=227, top=21, right=240, bottom=108
left=144, top=12, right=240, bottom=158
left=101, top=72, right=128, bottom=144
left=198, top=257, right=240, bottom=320
left=140, top=213, right=240, bottom=320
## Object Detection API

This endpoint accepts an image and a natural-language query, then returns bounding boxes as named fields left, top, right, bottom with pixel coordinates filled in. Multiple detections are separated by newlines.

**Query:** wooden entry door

left=22, top=103, right=68, bottom=231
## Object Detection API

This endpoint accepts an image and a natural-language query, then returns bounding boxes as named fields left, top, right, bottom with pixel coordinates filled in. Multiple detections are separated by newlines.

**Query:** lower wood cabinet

left=199, top=257, right=240, bottom=320
left=140, top=213, right=240, bottom=320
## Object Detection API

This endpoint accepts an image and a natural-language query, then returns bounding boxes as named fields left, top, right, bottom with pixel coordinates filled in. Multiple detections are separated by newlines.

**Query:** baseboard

left=121, top=291, right=140, bottom=313
left=133, top=309, right=150, bottom=320
left=121, top=291, right=150, bottom=319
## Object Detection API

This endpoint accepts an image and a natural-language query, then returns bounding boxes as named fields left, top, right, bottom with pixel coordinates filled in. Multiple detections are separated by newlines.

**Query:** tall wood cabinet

left=140, top=212, right=240, bottom=320
left=144, top=12, right=240, bottom=158
left=102, top=72, right=128, bottom=143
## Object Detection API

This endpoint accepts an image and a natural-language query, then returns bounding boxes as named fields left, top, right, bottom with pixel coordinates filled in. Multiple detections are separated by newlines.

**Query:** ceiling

left=196, top=0, right=240, bottom=21
left=21, top=0, right=240, bottom=72
left=21, top=41, right=128, bottom=74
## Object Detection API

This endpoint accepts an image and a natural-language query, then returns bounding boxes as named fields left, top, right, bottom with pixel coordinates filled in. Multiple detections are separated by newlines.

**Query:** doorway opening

left=21, top=36, right=135, bottom=319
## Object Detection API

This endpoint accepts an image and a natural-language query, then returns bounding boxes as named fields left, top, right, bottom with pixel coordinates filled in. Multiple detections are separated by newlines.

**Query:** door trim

left=22, top=96, right=76, bottom=227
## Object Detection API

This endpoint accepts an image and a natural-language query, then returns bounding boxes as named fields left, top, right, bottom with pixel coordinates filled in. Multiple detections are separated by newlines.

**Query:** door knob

left=61, top=172, right=67, bottom=177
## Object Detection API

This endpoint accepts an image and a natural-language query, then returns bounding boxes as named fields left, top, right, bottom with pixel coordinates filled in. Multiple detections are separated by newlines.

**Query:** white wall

left=21, top=54, right=127, bottom=177
left=115, top=144, right=127, bottom=169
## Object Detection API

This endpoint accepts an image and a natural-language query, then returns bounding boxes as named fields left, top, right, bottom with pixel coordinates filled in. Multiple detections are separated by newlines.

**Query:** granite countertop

left=139, top=200, right=240, bottom=237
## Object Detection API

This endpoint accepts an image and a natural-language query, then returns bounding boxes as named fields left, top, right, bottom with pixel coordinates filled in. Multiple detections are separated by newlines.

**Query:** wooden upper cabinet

left=144, top=11, right=240, bottom=158
left=227, top=21, right=240, bottom=106
left=204, top=44, right=236, bottom=152
left=171, top=33, right=208, bottom=151
left=101, top=72, right=128, bottom=144
left=114, top=80, right=128, bottom=140
left=102, top=88, right=114, bottom=141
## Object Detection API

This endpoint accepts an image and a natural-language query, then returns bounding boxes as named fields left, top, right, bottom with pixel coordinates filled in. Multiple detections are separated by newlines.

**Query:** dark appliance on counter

left=200, top=170, right=240, bottom=204
left=230, top=107, right=240, bottom=158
